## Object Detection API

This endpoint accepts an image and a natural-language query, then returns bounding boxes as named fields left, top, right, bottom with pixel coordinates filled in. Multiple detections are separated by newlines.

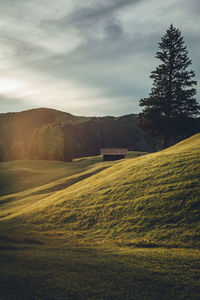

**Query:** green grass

left=1, top=244, right=200, bottom=299
left=0, top=135, right=200, bottom=299
left=1, top=134, right=199, bottom=248
left=0, top=156, right=108, bottom=197
left=0, top=151, right=146, bottom=197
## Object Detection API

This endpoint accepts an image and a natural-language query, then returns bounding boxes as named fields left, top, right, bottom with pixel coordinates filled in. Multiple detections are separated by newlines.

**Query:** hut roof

left=100, top=148, right=127, bottom=155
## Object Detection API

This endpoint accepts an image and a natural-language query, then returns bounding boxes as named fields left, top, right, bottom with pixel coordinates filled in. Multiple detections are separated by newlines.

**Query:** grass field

left=1, top=244, right=200, bottom=299
left=0, top=136, right=200, bottom=299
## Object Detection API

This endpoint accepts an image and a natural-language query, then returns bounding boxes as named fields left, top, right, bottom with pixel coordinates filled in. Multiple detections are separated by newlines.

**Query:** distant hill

left=0, top=108, right=156, bottom=161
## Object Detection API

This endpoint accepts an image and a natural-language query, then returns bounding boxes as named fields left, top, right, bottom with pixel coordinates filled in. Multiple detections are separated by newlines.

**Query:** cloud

left=60, top=0, right=143, bottom=27
left=0, top=0, right=199, bottom=116
left=104, top=20, right=124, bottom=40
left=0, top=94, right=32, bottom=112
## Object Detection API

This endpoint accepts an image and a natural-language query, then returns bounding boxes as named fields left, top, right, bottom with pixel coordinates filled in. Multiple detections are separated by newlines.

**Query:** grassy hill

left=0, top=135, right=200, bottom=299
left=0, top=156, right=111, bottom=197
left=0, top=134, right=199, bottom=248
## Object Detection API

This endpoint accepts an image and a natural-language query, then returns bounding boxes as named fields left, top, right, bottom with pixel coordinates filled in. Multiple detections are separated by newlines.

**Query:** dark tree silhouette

left=137, top=24, right=200, bottom=148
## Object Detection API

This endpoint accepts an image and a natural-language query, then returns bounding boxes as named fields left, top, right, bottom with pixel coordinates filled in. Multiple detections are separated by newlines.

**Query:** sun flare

left=0, top=78, right=24, bottom=94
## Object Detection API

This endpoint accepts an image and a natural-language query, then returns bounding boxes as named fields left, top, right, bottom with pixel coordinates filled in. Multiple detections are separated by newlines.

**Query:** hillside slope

left=0, top=134, right=200, bottom=248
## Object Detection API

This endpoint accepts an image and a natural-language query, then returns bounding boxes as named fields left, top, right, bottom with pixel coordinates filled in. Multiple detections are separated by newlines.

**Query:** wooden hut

left=100, top=148, right=127, bottom=161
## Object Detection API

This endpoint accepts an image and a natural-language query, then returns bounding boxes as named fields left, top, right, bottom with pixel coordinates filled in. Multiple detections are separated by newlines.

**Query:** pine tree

left=137, top=24, right=199, bottom=148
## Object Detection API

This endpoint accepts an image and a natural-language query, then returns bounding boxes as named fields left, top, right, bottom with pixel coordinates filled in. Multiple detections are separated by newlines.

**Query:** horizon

left=0, top=106, right=139, bottom=118
left=0, top=0, right=200, bottom=116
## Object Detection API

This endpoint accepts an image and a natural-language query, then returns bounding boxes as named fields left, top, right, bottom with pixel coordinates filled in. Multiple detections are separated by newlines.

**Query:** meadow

left=0, top=135, right=200, bottom=299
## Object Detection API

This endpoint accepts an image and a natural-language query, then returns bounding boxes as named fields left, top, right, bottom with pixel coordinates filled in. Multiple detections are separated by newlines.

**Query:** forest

left=0, top=108, right=156, bottom=162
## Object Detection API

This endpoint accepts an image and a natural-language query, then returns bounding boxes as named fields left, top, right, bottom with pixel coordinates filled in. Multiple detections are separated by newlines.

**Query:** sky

left=0, top=0, right=199, bottom=116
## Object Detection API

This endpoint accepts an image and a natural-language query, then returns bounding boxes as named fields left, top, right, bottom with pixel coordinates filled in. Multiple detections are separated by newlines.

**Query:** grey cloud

left=188, top=0, right=200, bottom=14
left=0, top=0, right=199, bottom=116
left=24, top=23, right=163, bottom=109
left=43, top=0, right=144, bottom=39
left=104, top=20, right=124, bottom=40
left=0, top=34, right=49, bottom=62
left=40, top=0, right=144, bottom=56
left=0, top=94, right=35, bottom=113
left=64, top=0, right=143, bottom=27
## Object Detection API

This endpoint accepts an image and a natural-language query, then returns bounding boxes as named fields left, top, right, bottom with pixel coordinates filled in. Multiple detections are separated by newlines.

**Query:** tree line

left=0, top=125, right=65, bottom=162
left=0, top=114, right=155, bottom=162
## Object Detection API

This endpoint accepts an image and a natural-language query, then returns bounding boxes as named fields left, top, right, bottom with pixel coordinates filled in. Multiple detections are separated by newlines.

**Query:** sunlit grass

left=0, top=136, right=200, bottom=248
left=0, top=136, right=200, bottom=299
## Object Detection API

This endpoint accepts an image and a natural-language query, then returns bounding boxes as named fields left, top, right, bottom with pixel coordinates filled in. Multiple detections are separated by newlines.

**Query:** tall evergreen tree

left=137, top=24, right=199, bottom=148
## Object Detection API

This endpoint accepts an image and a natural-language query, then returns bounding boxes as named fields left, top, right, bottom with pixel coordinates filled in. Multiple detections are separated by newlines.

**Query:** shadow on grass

left=0, top=244, right=200, bottom=299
